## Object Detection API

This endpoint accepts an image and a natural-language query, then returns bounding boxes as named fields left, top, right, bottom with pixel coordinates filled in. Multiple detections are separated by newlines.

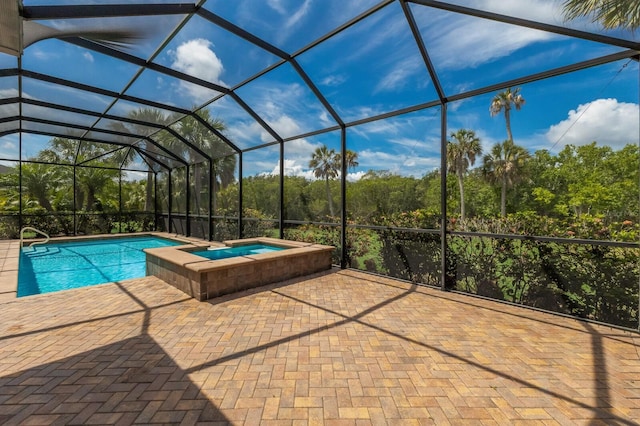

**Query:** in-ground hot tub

left=144, top=238, right=334, bottom=301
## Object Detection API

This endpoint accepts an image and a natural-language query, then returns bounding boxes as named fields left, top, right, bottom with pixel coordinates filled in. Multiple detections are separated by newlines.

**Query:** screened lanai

left=1, top=1, right=639, bottom=329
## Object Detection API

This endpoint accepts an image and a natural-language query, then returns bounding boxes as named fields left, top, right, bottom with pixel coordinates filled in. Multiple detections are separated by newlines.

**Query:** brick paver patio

left=0, top=262, right=639, bottom=424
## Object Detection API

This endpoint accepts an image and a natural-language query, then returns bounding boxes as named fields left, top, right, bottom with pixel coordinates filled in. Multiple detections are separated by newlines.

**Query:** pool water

left=18, top=236, right=181, bottom=297
left=192, top=244, right=284, bottom=260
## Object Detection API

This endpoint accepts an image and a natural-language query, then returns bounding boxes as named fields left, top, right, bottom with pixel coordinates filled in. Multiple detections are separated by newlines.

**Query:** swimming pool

left=18, top=236, right=181, bottom=297
left=191, top=244, right=284, bottom=260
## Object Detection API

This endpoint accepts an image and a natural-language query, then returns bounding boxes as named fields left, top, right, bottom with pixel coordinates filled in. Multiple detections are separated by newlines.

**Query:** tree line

left=1, top=87, right=638, bottom=242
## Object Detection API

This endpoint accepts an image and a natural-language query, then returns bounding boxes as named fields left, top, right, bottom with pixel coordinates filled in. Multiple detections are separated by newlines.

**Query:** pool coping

left=144, top=237, right=334, bottom=301
left=0, top=232, right=206, bottom=302
left=144, top=237, right=316, bottom=267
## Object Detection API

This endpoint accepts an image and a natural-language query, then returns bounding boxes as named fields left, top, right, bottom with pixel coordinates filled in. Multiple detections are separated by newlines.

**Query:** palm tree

left=0, top=168, right=19, bottom=211
left=308, top=146, right=359, bottom=218
left=309, top=145, right=339, bottom=217
left=212, top=154, right=237, bottom=213
left=38, top=137, right=79, bottom=163
left=562, top=0, right=640, bottom=30
left=213, top=155, right=237, bottom=190
left=126, top=108, right=178, bottom=212
left=489, top=87, right=525, bottom=142
left=447, top=129, right=482, bottom=220
left=76, top=167, right=117, bottom=211
left=20, top=163, right=58, bottom=211
left=176, top=110, right=235, bottom=214
left=336, top=149, right=360, bottom=172
left=38, top=137, right=82, bottom=209
left=482, top=140, right=530, bottom=218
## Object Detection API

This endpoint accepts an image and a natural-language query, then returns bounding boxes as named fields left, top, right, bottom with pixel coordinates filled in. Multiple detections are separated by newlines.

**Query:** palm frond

left=563, top=0, right=640, bottom=30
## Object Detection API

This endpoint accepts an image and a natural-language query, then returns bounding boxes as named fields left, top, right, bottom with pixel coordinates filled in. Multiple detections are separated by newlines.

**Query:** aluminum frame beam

left=22, top=3, right=197, bottom=20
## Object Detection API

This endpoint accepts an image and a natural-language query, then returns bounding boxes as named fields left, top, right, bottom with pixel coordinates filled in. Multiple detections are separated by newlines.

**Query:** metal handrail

left=20, top=226, right=50, bottom=248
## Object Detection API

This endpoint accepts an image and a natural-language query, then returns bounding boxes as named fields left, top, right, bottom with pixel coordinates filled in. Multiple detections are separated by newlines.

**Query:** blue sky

left=1, top=0, right=638, bottom=180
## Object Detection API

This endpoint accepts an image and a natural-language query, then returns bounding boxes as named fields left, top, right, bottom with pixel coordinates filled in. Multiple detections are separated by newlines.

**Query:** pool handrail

left=20, top=226, right=50, bottom=248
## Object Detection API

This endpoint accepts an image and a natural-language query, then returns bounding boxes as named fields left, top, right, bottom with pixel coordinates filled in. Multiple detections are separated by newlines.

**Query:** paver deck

left=0, top=264, right=638, bottom=424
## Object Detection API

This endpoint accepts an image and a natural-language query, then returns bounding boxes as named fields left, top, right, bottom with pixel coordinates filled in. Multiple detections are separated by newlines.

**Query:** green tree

left=122, top=179, right=146, bottom=211
left=447, top=129, right=482, bottom=220
left=175, top=110, right=235, bottom=215
left=243, top=175, right=280, bottom=219
left=0, top=167, right=19, bottom=212
left=308, top=145, right=358, bottom=218
left=39, top=138, right=122, bottom=211
left=76, top=167, right=118, bottom=211
left=283, top=176, right=312, bottom=221
left=126, top=108, right=178, bottom=211
left=309, top=146, right=339, bottom=217
left=417, top=169, right=442, bottom=216
left=489, top=87, right=525, bottom=142
left=348, top=171, right=422, bottom=223
left=20, top=163, right=57, bottom=211
left=337, top=149, right=360, bottom=171
left=562, top=0, right=640, bottom=30
left=463, top=169, right=500, bottom=218
left=482, top=140, right=531, bottom=218
left=38, top=138, right=82, bottom=209
left=552, top=142, right=638, bottom=218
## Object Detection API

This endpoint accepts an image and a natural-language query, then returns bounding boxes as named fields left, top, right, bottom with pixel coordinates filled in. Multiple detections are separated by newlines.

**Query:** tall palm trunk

left=193, top=162, right=201, bottom=214
left=501, top=174, right=507, bottom=218
left=456, top=170, right=466, bottom=220
left=212, top=173, right=218, bottom=215
left=325, top=177, right=334, bottom=217
left=145, top=171, right=153, bottom=212
left=86, top=188, right=97, bottom=211
left=504, top=108, right=513, bottom=142
left=75, top=187, right=84, bottom=213
left=36, top=194, right=53, bottom=211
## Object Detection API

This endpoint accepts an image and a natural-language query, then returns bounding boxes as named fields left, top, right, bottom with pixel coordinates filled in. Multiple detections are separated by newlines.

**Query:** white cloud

left=83, top=51, right=94, bottom=63
left=347, top=171, right=366, bottom=182
left=265, top=0, right=312, bottom=46
left=388, top=137, right=432, bottom=152
left=170, top=38, right=225, bottom=102
left=264, top=156, right=366, bottom=182
left=224, top=121, right=263, bottom=147
left=344, top=9, right=410, bottom=64
left=284, top=137, right=321, bottom=157
left=413, top=0, right=560, bottom=72
left=242, top=113, right=303, bottom=144
left=265, top=159, right=316, bottom=180
left=266, top=114, right=301, bottom=140
left=30, top=47, right=58, bottom=61
left=171, top=39, right=224, bottom=83
left=320, top=74, right=347, bottom=87
left=266, top=0, right=286, bottom=14
left=0, top=139, right=18, bottom=158
left=465, top=0, right=560, bottom=23
left=285, top=0, right=312, bottom=30
left=123, top=171, right=147, bottom=181
left=345, top=105, right=394, bottom=124
left=326, top=0, right=382, bottom=36
left=374, top=57, right=423, bottom=94
left=318, top=111, right=333, bottom=127
left=0, top=88, right=19, bottom=99
left=431, top=19, right=555, bottom=70
left=358, top=149, right=439, bottom=177
left=235, top=82, right=323, bottom=141
left=545, top=98, right=639, bottom=148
